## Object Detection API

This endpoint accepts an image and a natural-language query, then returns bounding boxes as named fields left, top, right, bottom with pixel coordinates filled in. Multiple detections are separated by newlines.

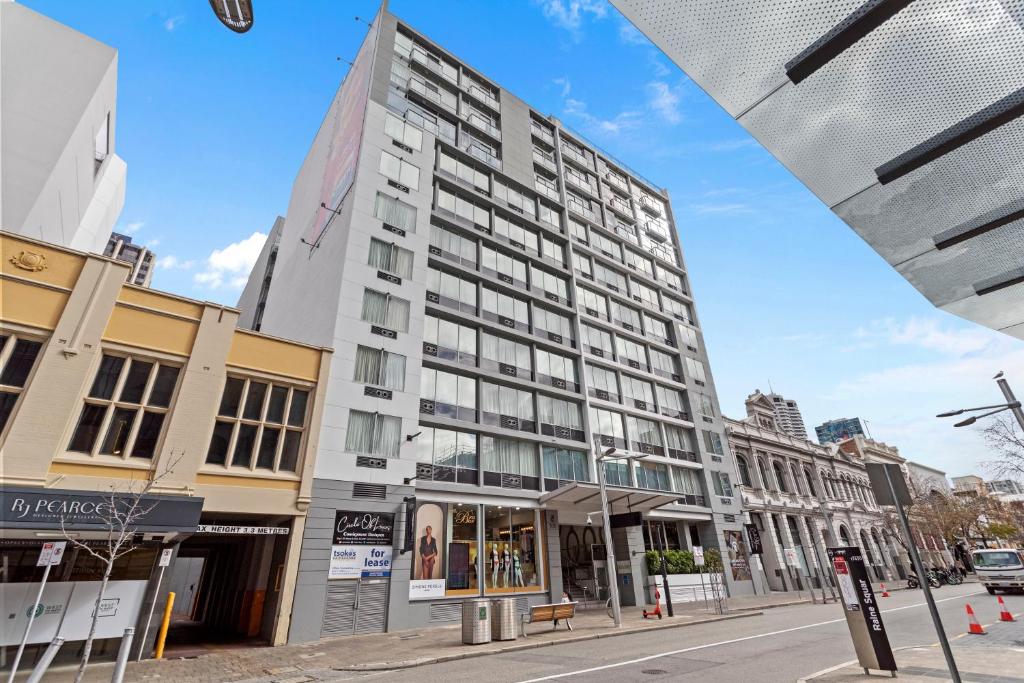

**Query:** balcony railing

left=407, top=77, right=457, bottom=114
left=462, top=111, right=501, bottom=140
left=535, top=180, right=560, bottom=202
left=531, top=123, right=555, bottom=146
left=564, top=172, right=595, bottom=195
left=410, top=47, right=458, bottom=84
left=465, top=82, right=500, bottom=112
left=461, top=138, right=501, bottom=169
left=533, top=148, right=557, bottom=171
left=560, top=142, right=595, bottom=171
left=639, top=195, right=662, bottom=215
left=605, top=172, right=628, bottom=193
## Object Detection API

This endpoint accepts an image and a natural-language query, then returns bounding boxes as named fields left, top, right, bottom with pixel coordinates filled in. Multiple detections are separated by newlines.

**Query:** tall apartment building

left=987, top=479, right=1024, bottom=496
left=104, top=232, right=156, bottom=286
left=765, top=392, right=807, bottom=440
left=241, top=7, right=747, bottom=641
left=0, top=1, right=127, bottom=253
left=815, top=417, right=866, bottom=445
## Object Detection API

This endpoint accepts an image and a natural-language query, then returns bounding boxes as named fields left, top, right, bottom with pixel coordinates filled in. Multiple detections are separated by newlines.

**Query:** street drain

left=399, top=633, right=423, bottom=640
left=642, top=670, right=667, bottom=675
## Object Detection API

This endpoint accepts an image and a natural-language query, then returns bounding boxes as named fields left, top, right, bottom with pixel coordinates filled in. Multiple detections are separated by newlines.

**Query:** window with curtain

left=685, top=357, right=707, bottom=384
left=480, top=381, right=535, bottom=432
left=572, top=252, right=593, bottom=280
left=678, top=324, right=699, bottom=350
left=658, top=267, right=684, bottom=292
left=578, top=287, right=609, bottom=320
left=644, top=314, right=672, bottom=345
left=656, top=385, right=687, bottom=419
left=650, top=348, right=679, bottom=380
left=494, top=213, right=539, bottom=253
left=698, top=393, right=716, bottom=418
left=537, top=201, right=561, bottom=229
left=568, top=217, right=588, bottom=243
left=493, top=179, right=537, bottom=219
left=712, top=471, right=734, bottom=498
left=481, top=245, right=528, bottom=287
left=429, top=224, right=477, bottom=266
left=616, top=337, right=647, bottom=370
left=625, top=249, right=655, bottom=278
left=423, top=314, right=477, bottom=366
left=481, top=332, right=532, bottom=379
left=610, top=300, right=642, bottom=332
left=627, top=415, right=663, bottom=455
left=438, top=148, right=488, bottom=192
left=374, top=191, right=417, bottom=233
left=664, top=424, right=696, bottom=461
left=672, top=466, right=703, bottom=499
left=539, top=396, right=583, bottom=439
left=620, top=374, right=655, bottom=411
left=344, top=410, right=402, bottom=458
left=594, top=261, right=627, bottom=292
left=602, top=458, right=631, bottom=487
left=421, top=368, right=476, bottom=422
left=368, top=238, right=414, bottom=279
left=589, top=407, right=625, bottom=448
left=427, top=267, right=478, bottom=315
left=586, top=363, right=619, bottom=402
left=535, top=349, right=577, bottom=391
left=702, top=430, right=724, bottom=455
left=631, top=282, right=659, bottom=311
left=663, top=296, right=692, bottom=323
left=481, top=286, right=530, bottom=331
left=532, top=266, right=569, bottom=303
left=481, top=436, right=539, bottom=488
left=384, top=111, right=424, bottom=151
left=414, top=425, right=477, bottom=483
left=581, top=323, right=613, bottom=357
left=542, top=446, right=590, bottom=484
left=437, top=186, right=490, bottom=229
left=635, top=462, right=671, bottom=491
left=353, top=346, right=406, bottom=391
left=541, top=236, right=565, bottom=266
left=379, top=150, right=420, bottom=189
left=590, top=231, right=621, bottom=260
left=532, top=306, right=573, bottom=345
left=361, top=288, right=410, bottom=332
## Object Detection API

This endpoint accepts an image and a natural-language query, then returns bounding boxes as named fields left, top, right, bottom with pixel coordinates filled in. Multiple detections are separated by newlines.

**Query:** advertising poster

left=409, top=501, right=447, bottom=599
left=329, top=545, right=393, bottom=579
left=329, top=510, right=395, bottom=580
left=827, top=546, right=896, bottom=673
left=744, top=523, right=763, bottom=554
left=723, top=530, right=751, bottom=581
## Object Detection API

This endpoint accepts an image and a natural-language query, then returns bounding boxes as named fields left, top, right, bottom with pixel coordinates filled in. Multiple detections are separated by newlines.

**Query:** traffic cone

left=998, top=596, right=1015, bottom=622
left=880, top=583, right=890, bottom=597
left=966, top=603, right=986, bottom=635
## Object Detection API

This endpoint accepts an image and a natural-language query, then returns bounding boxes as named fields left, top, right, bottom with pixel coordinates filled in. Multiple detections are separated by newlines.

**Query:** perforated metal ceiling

left=613, top=0, right=1024, bottom=339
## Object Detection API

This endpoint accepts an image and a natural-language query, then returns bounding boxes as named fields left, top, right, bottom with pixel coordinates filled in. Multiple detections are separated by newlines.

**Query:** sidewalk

left=25, top=604, right=764, bottom=683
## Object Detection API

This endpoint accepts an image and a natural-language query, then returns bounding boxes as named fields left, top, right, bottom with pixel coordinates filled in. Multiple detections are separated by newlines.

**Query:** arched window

left=772, top=461, right=789, bottom=493
left=839, top=525, right=852, bottom=546
left=757, top=457, right=772, bottom=491
left=803, top=467, right=817, bottom=497
left=736, top=455, right=752, bottom=487
left=790, top=463, right=804, bottom=495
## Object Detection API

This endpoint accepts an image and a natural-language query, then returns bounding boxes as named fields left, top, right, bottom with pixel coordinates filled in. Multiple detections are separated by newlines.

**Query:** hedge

left=644, top=548, right=723, bottom=574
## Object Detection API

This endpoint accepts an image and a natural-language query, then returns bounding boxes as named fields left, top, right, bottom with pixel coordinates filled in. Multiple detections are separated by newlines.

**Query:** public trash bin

left=462, top=598, right=492, bottom=644
left=491, top=598, right=517, bottom=641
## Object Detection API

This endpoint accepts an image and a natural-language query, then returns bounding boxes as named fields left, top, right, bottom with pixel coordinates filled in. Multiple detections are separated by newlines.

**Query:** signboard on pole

left=159, top=548, right=173, bottom=567
left=693, top=545, right=705, bottom=567
left=745, top=523, right=763, bottom=554
left=36, top=542, right=66, bottom=567
left=865, top=463, right=911, bottom=507
left=784, top=548, right=800, bottom=568
left=826, top=546, right=896, bottom=674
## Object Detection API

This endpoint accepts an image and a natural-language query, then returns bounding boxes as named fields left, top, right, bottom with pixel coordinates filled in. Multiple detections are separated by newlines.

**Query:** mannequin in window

left=502, top=543, right=512, bottom=587
left=512, top=549, right=525, bottom=587
left=491, top=543, right=500, bottom=587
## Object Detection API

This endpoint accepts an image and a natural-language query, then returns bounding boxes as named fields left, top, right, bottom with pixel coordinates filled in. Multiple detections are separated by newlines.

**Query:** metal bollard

left=25, top=637, right=64, bottom=683
left=111, top=627, right=135, bottom=683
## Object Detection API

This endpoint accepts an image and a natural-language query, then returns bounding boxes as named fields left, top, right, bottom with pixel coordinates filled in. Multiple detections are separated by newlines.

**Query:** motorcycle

left=934, top=568, right=963, bottom=586
left=907, top=572, right=941, bottom=589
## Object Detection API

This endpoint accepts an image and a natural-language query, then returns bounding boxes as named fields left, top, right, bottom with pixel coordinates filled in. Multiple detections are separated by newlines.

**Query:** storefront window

left=446, top=504, right=479, bottom=594
left=483, top=505, right=543, bottom=594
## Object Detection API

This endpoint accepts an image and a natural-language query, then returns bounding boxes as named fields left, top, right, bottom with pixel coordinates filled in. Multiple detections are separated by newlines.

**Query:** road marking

left=516, top=591, right=983, bottom=682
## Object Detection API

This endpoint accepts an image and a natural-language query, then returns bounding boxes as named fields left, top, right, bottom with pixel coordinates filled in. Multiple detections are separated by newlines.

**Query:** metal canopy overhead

left=539, top=481, right=681, bottom=514
left=611, top=0, right=1024, bottom=339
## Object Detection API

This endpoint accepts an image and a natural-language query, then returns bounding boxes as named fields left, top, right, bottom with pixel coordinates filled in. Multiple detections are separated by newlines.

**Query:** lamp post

left=937, top=371, right=1024, bottom=430
left=594, top=446, right=644, bottom=628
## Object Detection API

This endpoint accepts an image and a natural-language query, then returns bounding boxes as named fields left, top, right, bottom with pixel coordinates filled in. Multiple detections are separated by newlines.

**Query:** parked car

left=972, top=548, right=1024, bottom=594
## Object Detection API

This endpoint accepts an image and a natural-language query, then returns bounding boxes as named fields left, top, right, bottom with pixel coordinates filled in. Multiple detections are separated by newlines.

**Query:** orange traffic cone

left=880, top=583, right=890, bottom=597
left=966, top=603, right=986, bottom=635
left=998, top=596, right=1015, bottom=622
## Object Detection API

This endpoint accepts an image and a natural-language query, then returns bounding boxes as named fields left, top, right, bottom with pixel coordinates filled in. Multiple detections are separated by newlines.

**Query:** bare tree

left=982, top=414, right=1024, bottom=480
left=61, top=454, right=181, bottom=683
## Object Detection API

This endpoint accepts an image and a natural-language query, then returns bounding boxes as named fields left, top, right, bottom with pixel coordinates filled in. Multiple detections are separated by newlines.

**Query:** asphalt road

left=343, top=584, right=1022, bottom=683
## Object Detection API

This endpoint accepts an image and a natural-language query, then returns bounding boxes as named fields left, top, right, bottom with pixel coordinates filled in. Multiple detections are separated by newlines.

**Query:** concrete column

left=544, top=510, right=563, bottom=600
left=776, top=513, right=803, bottom=591
left=610, top=524, right=645, bottom=607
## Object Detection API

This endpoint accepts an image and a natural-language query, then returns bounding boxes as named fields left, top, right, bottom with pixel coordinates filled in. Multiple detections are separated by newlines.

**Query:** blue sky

left=24, top=0, right=1024, bottom=479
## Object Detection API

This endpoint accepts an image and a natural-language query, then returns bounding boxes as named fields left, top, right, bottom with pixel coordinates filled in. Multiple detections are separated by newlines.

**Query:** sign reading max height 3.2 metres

left=329, top=511, right=395, bottom=580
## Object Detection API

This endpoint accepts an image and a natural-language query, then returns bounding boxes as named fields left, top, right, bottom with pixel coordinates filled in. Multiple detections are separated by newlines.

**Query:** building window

left=422, top=368, right=477, bottom=422
left=790, top=463, right=805, bottom=495
left=586, top=363, right=619, bottom=403
left=532, top=306, right=573, bottom=345
left=537, top=201, right=561, bottom=230
left=538, top=395, right=583, bottom=440
left=772, top=460, right=789, bottom=493
left=804, top=467, right=818, bottom=497
left=438, top=148, right=489, bottom=192
left=493, top=179, right=536, bottom=219
left=541, top=235, right=565, bottom=266
left=635, top=462, right=671, bottom=491
left=627, top=415, right=663, bottom=455
left=712, top=471, right=733, bottom=498
left=589, top=407, right=625, bottom=449
left=481, top=246, right=528, bottom=288
left=69, top=355, right=181, bottom=460
left=664, top=424, right=695, bottom=461
left=385, top=111, right=424, bottom=151
left=0, top=334, right=44, bottom=435
left=602, top=458, right=631, bottom=487
left=481, top=332, right=532, bottom=379
left=353, top=346, right=406, bottom=391
left=685, top=357, right=707, bottom=385
left=481, top=436, right=539, bottom=489
left=572, top=252, right=593, bottom=279
left=535, top=349, right=578, bottom=391
left=656, top=385, right=687, bottom=419
left=580, top=323, right=613, bottom=357
left=423, top=314, right=477, bottom=366
left=650, top=348, right=679, bottom=380
left=481, top=286, right=529, bottom=331
left=414, top=425, right=477, bottom=483
left=620, top=374, right=655, bottom=412
left=480, top=382, right=534, bottom=432
left=594, top=261, right=627, bottom=292
left=428, top=267, right=478, bottom=315
left=615, top=337, right=647, bottom=370
left=483, top=506, right=543, bottom=594
left=345, top=410, right=402, bottom=458
left=531, top=266, right=569, bottom=304
left=429, top=223, right=478, bottom=266
left=205, top=376, right=309, bottom=471
left=568, top=218, right=588, bottom=243
left=678, top=324, right=699, bottom=350
left=702, top=430, right=724, bottom=456
left=374, top=191, right=418, bottom=233
left=361, top=288, right=411, bottom=332
left=644, top=315, right=672, bottom=345
left=368, top=238, right=414, bottom=278
left=578, top=287, right=609, bottom=320
left=672, top=467, right=704, bottom=502
left=737, top=455, right=752, bottom=487
left=379, top=150, right=420, bottom=189
left=757, top=457, right=772, bottom=490
left=542, top=446, right=589, bottom=485
left=494, top=214, right=539, bottom=253
left=610, top=300, right=642, bottom=332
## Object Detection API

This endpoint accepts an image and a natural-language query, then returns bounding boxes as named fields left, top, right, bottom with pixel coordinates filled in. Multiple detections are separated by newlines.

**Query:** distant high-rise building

left=0, top=1, right=127, bottom=253
left=103, top=232, right=155, bottom=286
left=815, top=417, right=866, bottom=445
left=765, top=392, right=807, bottom=440
left=985, top=479, right=1024, bottom=495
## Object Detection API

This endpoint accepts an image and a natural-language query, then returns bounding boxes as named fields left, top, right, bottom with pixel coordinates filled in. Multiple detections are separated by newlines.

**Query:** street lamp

left=594, top=446, right=645, bottom=628
left=936, top=371, right=1024, bottom=430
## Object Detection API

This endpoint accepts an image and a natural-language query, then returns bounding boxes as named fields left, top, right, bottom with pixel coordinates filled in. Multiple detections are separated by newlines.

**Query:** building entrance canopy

left=539, top=482, right=680, bottom=516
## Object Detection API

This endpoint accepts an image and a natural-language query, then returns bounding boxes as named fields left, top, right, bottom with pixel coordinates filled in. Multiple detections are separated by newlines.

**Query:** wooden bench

left=520, top=601, right=578, bottom=637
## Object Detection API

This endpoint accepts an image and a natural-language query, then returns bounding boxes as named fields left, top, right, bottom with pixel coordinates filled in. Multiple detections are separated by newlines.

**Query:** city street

left=345, top=584, right=1020, bottom=683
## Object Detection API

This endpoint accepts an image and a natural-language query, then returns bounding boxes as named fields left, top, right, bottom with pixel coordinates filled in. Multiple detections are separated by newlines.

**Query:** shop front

left=0, top=486, right=202, bottom=669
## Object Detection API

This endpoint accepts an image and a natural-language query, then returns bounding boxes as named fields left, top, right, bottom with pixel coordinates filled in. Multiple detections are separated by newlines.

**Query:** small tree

left=61, top=454, right=180, bottom=683
left=984, top=521, right=1019, bottom=543
left=982, top=414, right=1024, bottom=480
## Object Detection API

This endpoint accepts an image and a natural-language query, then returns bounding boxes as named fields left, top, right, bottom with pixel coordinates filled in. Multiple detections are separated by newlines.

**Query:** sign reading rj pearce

left=1, top=486, right=202, bottom=532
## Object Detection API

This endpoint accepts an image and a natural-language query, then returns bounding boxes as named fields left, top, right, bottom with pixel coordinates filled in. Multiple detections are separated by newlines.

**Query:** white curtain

left=353, top=346, right=381, bottom=385
left=374, top=191, right=417, bottom=233
left=345, top=410, right=374, bottom=454
left=367, top=239, right=391, bottom=272
left=481, top=382, right=500, bottom=415
left=384, top=296, right=410, bottom=332
left=374, top=414, right=402, bottom=457
left=392, top=246, right=414, bottom=279
left=381, top=352, right=406, bottom=390
left=483, top=437, right=538, bottom=476
left=361, top=289, right=388, bottom=326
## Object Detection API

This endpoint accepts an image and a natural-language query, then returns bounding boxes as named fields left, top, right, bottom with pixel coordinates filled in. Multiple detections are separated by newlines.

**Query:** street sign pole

left=881, top=465, right=961, bottom=683
left=8, top=542, right=65, bottom=683
left=138, top=547, right=174, bottom=661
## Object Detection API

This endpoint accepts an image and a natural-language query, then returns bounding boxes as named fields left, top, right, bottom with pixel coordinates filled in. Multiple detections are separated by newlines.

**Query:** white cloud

left=618, top=21, right=647, bottom=45
left=646, top=81, right=682, bottom=124
left=121, top=221, right=144, bottom=236
left=145, top=238, right=161, bottom=248
left=164, top=15, right=185, bottom=31
left=563, top=97, right=642, bottom=135
left=157, top=255, right=195, bottom=270
left=688, top=202, right=752, bottom=216
left=553, top=77, right=572, bottom=98
left=193, top=232, right=266, bottom=290
left=535, top=0, right=607, bottom=38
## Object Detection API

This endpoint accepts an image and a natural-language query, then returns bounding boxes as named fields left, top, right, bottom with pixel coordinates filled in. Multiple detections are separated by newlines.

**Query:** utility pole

left=995, top=374, right=1024, bottom=431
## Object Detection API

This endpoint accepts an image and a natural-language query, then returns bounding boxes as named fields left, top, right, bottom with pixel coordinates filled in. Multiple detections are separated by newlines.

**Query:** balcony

left=535, top=179, right=560, bottom=202
left=410, top=47, right=458, bottom=85
left=464, top=82, right=500, bottom=112
left=462, top=110, right=501, bottom=141
left=461, top=138, right=501, bottom=169
left=608, top=197, right=633, bottom=219
left=531, top=123, right=555, bottom=146
left=639, top=195, right=662, bottom=216
left=407, top=77, right=457, bottom=114
left=560, top=142, right=594, bottom=171
left=533, top=148, right=557, bottom=172
left=605, top=172, right=628, bottom=193
left=564, top=171, right=595, bottom=196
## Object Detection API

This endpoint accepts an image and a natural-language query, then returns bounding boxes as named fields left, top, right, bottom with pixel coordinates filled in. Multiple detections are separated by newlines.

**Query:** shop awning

left=539, top=482, right=681, bottom=515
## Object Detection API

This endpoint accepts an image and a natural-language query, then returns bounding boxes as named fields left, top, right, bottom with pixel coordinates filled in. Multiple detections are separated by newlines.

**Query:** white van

left=972, top=548, right=1024, bottom=594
